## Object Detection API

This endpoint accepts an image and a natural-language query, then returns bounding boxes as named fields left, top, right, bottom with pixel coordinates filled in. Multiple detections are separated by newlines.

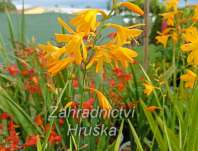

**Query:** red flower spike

left=6, top=121, right=20, bottom=151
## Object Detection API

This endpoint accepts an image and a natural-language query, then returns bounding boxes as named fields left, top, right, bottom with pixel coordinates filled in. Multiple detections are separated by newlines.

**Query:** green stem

left=130, top=65, right=139, bottom=100
left=172, top=45, right=177, bottom=90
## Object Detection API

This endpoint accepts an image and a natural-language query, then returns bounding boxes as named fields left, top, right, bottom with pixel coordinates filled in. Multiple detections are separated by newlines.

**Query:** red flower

left=24, top=77, right=41, bottom=94
left=109, top=79, right=116, bottom=87
left=59, top=119, right=65, bottom=127
left=30, top=76, right=39, bottom=85
left=8, top=120, right=15, bottom=131
left=0, top=112, right=10, bottom=120
left=23, top=135, right=38, bottom=147
left=34, top=115, right=44, bottom=127
left=6, top=64, right=19, bottom=76
left=113, top=68, right=124, bottom=77
left=48, top=131, right=62, bottom=144
left=6, top=121, right=20, bottom=151
left=21, top=68, right=35, bottom=76
left=82, top=98, right=95, bottom=110
left=72, top=79, right=79, bottom=89
left=117, top=82, right=124, bottom=91
left=124, top=74, right=132, bottom=81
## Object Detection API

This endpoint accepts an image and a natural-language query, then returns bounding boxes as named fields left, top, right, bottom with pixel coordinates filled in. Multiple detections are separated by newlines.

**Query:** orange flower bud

left=146, top=106, right=160, bottom=112
left=120, top=2, right=144, bottom=16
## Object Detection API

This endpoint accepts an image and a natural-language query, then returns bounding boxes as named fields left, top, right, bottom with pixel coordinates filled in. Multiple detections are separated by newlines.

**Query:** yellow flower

left=86, top=44, right=112, bottom=73
left=155, top=32, right=169, bottom=48
left=39, top=43, right=74, bottom=76
left=180, top=70, right=197, bottom=88
left=39, top=17, right=89, bottom=76
left=182, top=27, right=198, bottom=43
left=89, top=88, right=112, bottom=118
left=106, top=23, right=142, bottom=45
left=160, top=12, right=176, bottom=26
left=56, top=17, right=87, bottom=64
left=70, top=9, right=107, bottom=34
left=42, top=18, right=139, bottom=75
left=110, top=46, right=138, bottom=68
left=143, top=82, right=155, bottom=96
left=86, top=44, right=138, bottom=72
left=181, top=27, right=198, bottom=65
left=165, top=0, right=179, bottom=11
left=119, top=2, right=144, bottom=16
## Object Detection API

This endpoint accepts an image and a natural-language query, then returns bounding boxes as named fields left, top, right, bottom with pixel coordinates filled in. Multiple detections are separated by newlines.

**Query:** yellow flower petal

left=143, top=82, right=155, bottom=96
left=155, top=34, right=169, bottom=48
left=180, top=70, right=197, bottom=88
left=57, top=17, right=75, bottom=33
left=106, top=23, right=142, bottom=45
left=48, top=58, right=74, bottom=76
left=88, top=88, right=112, bottom=118
left=70, top=9, right=107, bottom=34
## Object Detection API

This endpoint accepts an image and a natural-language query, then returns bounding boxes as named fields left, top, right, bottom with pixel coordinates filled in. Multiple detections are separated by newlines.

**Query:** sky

left=13, top=0, right=197, bottom=9
left=13, top=0, right=109, bottom=8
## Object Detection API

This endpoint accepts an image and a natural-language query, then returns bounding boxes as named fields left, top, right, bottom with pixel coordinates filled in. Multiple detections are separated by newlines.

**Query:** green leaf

left=114, top=120, right=124, bottom=151
left=141, top=101, right=167, bottom=151
left=37, top=137, right=42, bottom=151
left=0, top=86, right=42, bottom=135
left=128, top=119, right=144, bottom=151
